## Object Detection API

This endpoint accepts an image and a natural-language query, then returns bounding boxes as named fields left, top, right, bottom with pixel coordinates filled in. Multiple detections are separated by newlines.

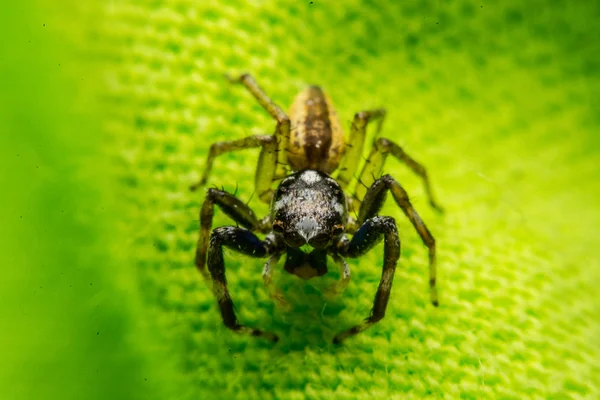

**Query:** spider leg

left=334, top=216, right=400, bottom=344
left=325, top=252, right=351, bottom=298
left=337, top=109, right=386, bottom=190
left=190, top=134, right=277, bottom=203
left=354, top=137, right=443, bottom=213
left=226, top=73, right=291, bottom=180
left=262, top=252, right=291, bottom=311
left=208, top=226, right=280, bottom=342
left=358, top=174, right=439, bottom=306
left=195, top=188, right=270, bottom=279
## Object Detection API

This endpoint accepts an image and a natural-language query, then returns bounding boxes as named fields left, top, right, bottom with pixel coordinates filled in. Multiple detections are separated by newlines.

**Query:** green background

left=2, top=1, right=599, bottom=399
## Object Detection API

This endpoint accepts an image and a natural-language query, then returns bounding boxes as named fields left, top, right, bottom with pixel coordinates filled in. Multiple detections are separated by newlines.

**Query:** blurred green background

left=2, top=1, right=599, bottom=399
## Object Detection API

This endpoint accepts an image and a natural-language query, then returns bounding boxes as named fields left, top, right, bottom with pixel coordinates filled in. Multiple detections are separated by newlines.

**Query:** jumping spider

left=192, top=74, right=443, bottom=344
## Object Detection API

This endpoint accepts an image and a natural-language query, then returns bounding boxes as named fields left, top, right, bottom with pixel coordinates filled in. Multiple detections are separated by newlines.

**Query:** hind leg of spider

left=208, top=226, right=281, bottom=342
left=337, top=109, right=386, bottom=192
left=333, top=216, right=400, bottom=344
left=354, top=137, right=443, bottom=213
left=226, top=73, right=291, bottom=178
left=190, top=134, right=277, bottom=203
left=358, top=174, right=439, bottom=306
left=195, top=188, right=269, bottom=280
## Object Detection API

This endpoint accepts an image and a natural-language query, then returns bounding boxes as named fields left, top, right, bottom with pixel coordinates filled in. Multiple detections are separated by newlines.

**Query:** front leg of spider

left=359, top=175, right=439, bottom=306
left=208, top=226, right=281, bottom=342
left=358, top=175, right=439, bottom=307
left=334, top=216, right=401, bottom=344
left=195, top=188, right=269, bottom=280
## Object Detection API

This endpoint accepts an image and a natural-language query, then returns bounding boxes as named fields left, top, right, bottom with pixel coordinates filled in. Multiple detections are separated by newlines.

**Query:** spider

left=192, top=74, right=443, bottom=344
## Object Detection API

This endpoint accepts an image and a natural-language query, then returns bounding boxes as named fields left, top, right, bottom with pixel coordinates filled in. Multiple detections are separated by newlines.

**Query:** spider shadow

left=261, top=266, right=367, bottom=351
left=204, top=244, right=425, bottom=353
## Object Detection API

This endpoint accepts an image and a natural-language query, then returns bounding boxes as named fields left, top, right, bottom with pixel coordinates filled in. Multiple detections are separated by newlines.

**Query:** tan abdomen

left=288, top=86, right=344, bottom=174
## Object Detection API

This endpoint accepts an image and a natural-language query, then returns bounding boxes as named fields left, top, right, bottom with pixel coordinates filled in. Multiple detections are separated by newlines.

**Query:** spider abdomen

left=288, top=86, right=344, bottom=174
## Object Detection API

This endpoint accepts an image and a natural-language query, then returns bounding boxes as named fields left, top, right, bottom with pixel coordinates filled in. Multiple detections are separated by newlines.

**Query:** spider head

left=271, top=169, right=348, bottom=250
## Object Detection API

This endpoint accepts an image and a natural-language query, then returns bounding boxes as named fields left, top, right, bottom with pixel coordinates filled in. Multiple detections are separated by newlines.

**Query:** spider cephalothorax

left=271, top=169, right=348, bottom=279
left=272, top=170, right=347, bottom=248
left=192, top=74, right=443, bottom=343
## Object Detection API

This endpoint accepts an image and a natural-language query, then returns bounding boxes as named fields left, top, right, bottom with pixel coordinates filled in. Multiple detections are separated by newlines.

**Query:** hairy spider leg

left=337, top=108, right=386, bottom=191
left=190, top=135, right=278, bottom=203
left=334, top=216, right=400, bottom=344
left=262, top=252, right=290, bottom=310
left=227, top=73, right=291, bottom=184
left=358, top=175, right=439, bottom=306
left=195, top=188, right=270, bottom=279
left=325, top=252, right=351, bottom=297
left=354, top=137, right=444, bottom=213
left=208, top=226, right=280, bottom=342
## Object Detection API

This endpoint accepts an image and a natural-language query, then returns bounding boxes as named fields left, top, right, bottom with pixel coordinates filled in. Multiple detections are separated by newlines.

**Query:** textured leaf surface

left=3, top=1, right=599, bottom=399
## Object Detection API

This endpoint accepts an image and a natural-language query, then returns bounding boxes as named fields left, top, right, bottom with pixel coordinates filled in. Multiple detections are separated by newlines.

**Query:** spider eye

left=285, top=231, right=306, bottom=248
left=309, top=233, right=330, bottom=249
left=272, top=220, right=285, bottom=233
left=331, top=225, right=344, bottom=237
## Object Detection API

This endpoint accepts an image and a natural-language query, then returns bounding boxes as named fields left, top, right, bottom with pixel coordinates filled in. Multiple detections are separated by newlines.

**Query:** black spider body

left=270, top=169, right=347, bottom=279
left=192, top=74, right=443, bottom=343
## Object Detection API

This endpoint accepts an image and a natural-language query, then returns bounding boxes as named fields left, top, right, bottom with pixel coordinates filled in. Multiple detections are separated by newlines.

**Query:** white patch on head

left=281, top=176, right=295, bottom=185
left=273, top=197, right=289, bottom=212
left=331, top=197, right=344, bottom=215
left=296, top=217, right=319, bottom=240
left=300, top=170, right=322, bottom=184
